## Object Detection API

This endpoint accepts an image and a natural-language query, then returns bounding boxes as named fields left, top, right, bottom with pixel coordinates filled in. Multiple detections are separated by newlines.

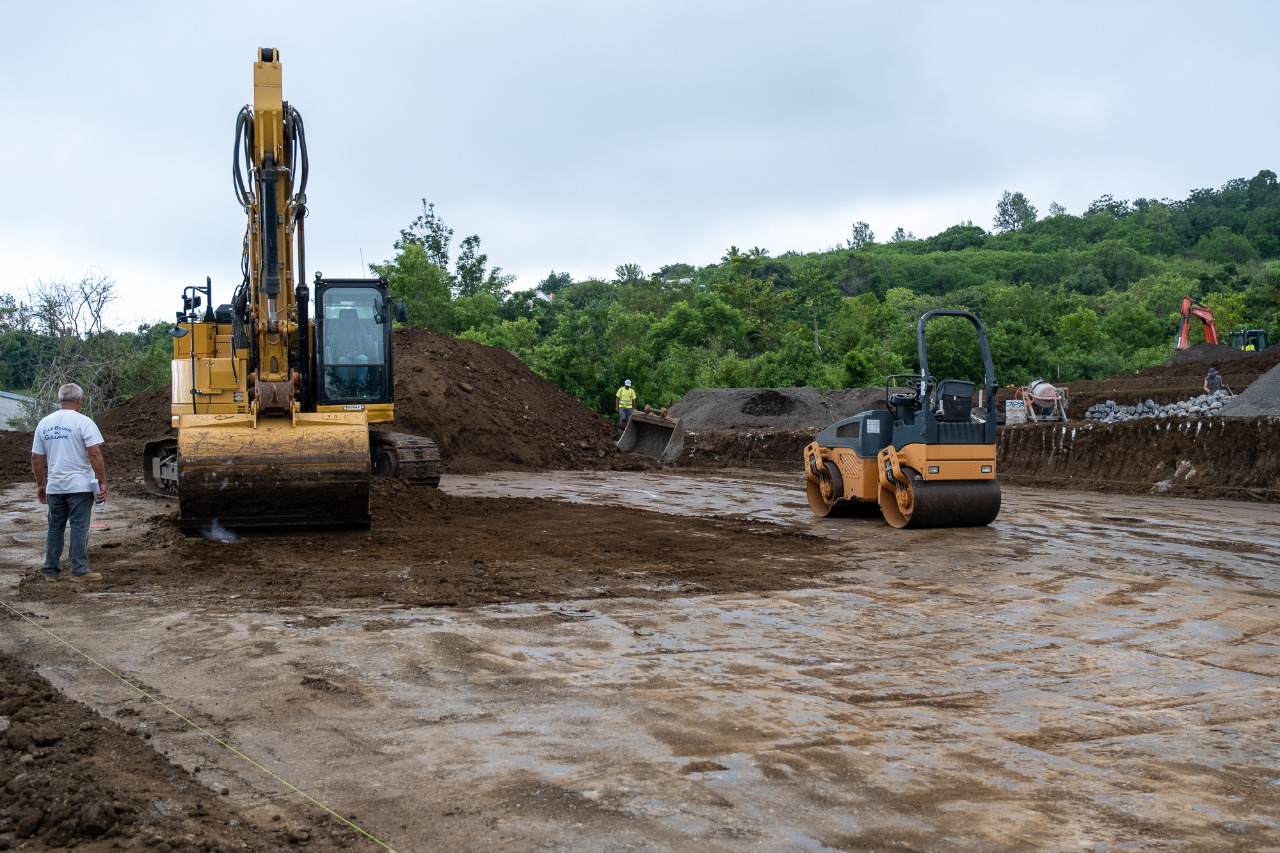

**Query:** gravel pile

left=1219, top=361, right=1280, bottom=417
left=1084, top=390, right=1233, bottom=422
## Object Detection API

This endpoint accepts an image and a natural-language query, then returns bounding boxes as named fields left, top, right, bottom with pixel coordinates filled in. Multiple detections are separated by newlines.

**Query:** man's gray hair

left=57, top=383, right=84, bottom=403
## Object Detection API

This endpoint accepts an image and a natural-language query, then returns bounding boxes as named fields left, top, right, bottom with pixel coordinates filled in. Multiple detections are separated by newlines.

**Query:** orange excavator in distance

left=1174, top=296, right=1219, bottom=350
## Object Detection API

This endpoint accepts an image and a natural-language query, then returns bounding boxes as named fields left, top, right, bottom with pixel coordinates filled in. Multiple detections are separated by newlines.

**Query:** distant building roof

left=0, top=390, right=36, bottom=403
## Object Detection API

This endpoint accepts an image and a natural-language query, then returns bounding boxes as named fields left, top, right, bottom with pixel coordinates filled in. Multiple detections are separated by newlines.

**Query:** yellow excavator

left=144, top=48, right=439, bottom=532
left=803, top=310, right=1001, bottom=528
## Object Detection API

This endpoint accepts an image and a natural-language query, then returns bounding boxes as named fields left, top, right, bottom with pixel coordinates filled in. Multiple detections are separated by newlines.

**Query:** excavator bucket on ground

left=146, top=411, right=372, bottom=533
left=616, top=406, right=685, bottom=463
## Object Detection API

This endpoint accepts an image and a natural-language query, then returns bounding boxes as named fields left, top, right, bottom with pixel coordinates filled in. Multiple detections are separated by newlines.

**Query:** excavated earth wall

left=997, top=418, right=1280, bottom=500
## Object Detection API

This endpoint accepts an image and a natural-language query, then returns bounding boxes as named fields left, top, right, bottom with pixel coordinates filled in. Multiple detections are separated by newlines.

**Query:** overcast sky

left=2, top=1, right=1278, bottom=326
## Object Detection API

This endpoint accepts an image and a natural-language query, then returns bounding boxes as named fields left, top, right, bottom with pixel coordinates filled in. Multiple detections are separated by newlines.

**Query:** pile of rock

left=1084, top=391, right=1233, bottom=423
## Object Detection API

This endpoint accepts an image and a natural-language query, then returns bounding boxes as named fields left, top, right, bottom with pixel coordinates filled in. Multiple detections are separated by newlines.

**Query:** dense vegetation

left=374, top=173, right=1280, bottom=415
left=4, top=172, right=1280, bottom=422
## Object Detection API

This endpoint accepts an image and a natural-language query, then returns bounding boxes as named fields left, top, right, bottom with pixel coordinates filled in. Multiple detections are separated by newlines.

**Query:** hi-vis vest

left=617, top=387, right=637, bottom=408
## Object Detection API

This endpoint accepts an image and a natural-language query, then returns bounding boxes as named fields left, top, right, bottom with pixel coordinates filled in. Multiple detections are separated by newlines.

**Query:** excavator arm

left=1175, top=296, right=1219, bottom=350
left=234, top=47, right=308, bottom=409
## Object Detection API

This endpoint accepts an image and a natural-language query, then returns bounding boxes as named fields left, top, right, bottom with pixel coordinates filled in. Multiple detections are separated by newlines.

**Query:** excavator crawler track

left=370, top=431, right=442, bottom=487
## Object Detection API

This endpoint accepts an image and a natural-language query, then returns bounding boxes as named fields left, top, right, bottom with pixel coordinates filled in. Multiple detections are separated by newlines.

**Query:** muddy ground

left=4, top=332, right=1280, bottom=850
left=3, top=471, right=1280, bottom=852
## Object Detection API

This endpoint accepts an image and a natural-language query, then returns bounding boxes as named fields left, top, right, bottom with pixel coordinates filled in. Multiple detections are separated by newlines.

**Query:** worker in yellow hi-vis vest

left=616, top=379, right=637, bottom=425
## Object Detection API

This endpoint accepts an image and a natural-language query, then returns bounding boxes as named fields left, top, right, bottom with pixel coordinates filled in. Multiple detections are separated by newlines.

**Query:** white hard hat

left=624, top=379, right=631, bottom=386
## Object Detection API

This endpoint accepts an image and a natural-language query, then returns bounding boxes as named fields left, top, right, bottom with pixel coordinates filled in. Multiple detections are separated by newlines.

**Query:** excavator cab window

left=316, top=286, right=389, bottom=403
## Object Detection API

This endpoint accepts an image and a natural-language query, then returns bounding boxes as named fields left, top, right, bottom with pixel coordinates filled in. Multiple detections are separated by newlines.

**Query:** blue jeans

left=45, top=492, right=93, bottom=577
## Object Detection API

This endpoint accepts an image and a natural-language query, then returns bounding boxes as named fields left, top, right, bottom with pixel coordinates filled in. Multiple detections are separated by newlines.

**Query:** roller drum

left=879, top=468, right=1000, bottom=529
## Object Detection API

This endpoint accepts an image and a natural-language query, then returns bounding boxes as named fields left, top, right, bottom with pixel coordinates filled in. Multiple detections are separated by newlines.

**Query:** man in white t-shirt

left=30, top=383, right=107, bottom=582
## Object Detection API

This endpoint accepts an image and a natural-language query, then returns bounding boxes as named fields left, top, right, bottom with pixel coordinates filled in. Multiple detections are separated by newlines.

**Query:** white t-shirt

left=31, top=408, right=104, bottom=494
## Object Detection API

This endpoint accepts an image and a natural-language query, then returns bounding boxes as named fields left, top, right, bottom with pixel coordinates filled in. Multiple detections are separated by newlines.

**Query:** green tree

left=614, top=263, right=644, bottom=285
left=1058, top=308, right=1102, bottom=353
left=1194, top=226, right=1258, bottom=265
left=849, top=221, right=875, bottom=249
left=993, top=191, right=1038, bottom=233
left=395, top=200, right=453, bottom=271
left=370, top=243, right=453, bottom=331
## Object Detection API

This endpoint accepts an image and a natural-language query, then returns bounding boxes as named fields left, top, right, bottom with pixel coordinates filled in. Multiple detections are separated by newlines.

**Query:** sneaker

left=68, top=572, right=103, bottom=583
left=43, top=575, right=59, bottom=583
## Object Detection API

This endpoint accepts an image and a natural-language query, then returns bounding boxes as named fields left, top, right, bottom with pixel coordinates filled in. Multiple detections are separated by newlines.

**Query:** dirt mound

left=94, top=386, right=174, bottom=443
left=0, top=431, right=33, bottom=484
left=0, top=654, right=364, bottom=850
left=1220, top=361, right=1280, bottom=416
left=1163, top=342, right=1257, bottom=366
left=384, top=327, right=623, bottom=473
left=669, top=387, right=895, bottom=429
left=672, top=428, right=815, bottom=469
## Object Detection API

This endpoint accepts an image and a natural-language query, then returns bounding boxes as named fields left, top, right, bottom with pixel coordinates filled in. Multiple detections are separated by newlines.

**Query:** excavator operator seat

left=936, top=380, right=975, bottom=422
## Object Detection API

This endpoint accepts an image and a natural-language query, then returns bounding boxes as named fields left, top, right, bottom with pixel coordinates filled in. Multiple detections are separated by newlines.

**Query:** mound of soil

left=0, top=654, right=364, bottom=850
left=0, top=431, right=33, bottom=485
left=998, top=418, right=1280, bottom=501
left=672, top=428, right=816, bottom=469
left=669, top=387, right=898, bottom=429
left=1220, top=361, right=1280, bottom=416
left=383, top=327, right=623, bottom=473
left=1163, top=342, right=1258, bottom=366
left=94, top=387, right=175, bottom=444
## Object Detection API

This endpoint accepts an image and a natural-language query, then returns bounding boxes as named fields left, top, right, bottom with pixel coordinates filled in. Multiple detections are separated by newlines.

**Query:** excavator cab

left=314, top=278, right=395, bottom=407
left=1229, top=329, right=1269, bottom=352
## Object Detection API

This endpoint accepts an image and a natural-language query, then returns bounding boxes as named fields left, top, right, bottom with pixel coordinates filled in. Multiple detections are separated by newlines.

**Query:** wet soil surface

left=3, top=473, right=1280, bottom=851
left=0, top=655, right=365, bottom=852
left=61, top=480, right=836, bottom=610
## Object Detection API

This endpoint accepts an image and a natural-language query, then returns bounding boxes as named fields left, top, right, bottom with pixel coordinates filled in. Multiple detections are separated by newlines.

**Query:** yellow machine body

left=145, top=49, right=438, bottom=532
left=803, top=309, right=1002, bottom=529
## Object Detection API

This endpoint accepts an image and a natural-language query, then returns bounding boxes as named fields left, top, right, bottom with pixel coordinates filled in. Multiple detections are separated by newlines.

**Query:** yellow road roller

left=803, top=309, right=1000, bottom=528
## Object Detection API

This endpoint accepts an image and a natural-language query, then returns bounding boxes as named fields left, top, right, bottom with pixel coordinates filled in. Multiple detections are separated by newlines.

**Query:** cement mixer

left=1018, top=378, right=1068, bottom=422
left=616, top=406, right=685, bottom=463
